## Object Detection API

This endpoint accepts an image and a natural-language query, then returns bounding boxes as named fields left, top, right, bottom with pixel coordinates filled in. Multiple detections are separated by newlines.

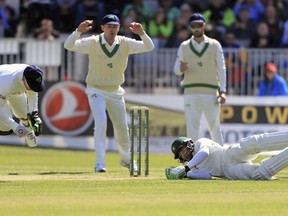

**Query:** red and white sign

left=41, top=81, right=93, bottom=136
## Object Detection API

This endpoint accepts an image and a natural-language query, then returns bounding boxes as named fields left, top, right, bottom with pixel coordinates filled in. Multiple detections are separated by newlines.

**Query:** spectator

left=119, top=16, right=138, bottom=39
left=123, top=7, right=138, bottom=23
left=75, top=0, right=105, bottom=33
left=249, top=22, right=274, bottom=48
left=104, top=0, right=130, bottom=16
left=226, top=1, right=237, bottom=8
left=120, top=7, right=145, bottom=41
left=185, top=0, right=209, bottom=13
left=34, top=18, right=59, bottom=40
left=176, top=3, right=192, bottom=27
left=281, top=20, right=288, bottom=47
left=233, top=0, right=265, bottom=22
left=166, top=25, right=191, bottom=48
left=204, top=22, right=223, bottom=43
left=122, top=0, right=154, bottom=26
left=172, top=3, right=193, bottom=48
left=222, top=31, right=248, bottom=94
left=52, top=0, right=78, bottom=33
left=0, top=2, right=18, bottom=37
left=203, top=0, right=236, bottom=30
left=230, top=7, right=257, bottom=47
left=25, top=0, right=54, bottom=33
left=257, top=63, right=288, bottom=96
left=173, top=0, right=187, bottom=7
left=222, top=31, right=240, bottom=49
left=261, top=4, right=283, bottom=47
left=262, top=0, right=288, bottom=21
left=148, top=7, right=174, bottom=48
left=260, top=0, right=270, bottom=5
left=158, top=0, right=180, bottom=22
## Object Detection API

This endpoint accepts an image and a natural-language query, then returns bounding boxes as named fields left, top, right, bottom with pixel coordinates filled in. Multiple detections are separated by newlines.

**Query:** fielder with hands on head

left=166, top=131, right=288, bottom=180
left=64, top=14, right=154, bottom=173
left=0, top=64, right=45, bottom=147
left=174, top=13, right=226, bottom=145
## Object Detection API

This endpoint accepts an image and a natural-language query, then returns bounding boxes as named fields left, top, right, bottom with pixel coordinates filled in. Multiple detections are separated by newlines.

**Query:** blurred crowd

left=1, top=0, right=288, bottom=48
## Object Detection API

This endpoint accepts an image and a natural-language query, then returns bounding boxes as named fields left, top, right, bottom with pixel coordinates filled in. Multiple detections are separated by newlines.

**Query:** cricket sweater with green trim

left=85, top=34, right=130, bottom=90
left=181, top=37, right=220, bottom=95
left=64, top=31, right=154, bottom=92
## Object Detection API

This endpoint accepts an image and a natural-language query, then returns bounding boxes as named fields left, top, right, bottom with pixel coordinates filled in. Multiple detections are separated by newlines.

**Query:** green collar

left=189, top=39, right=209, bottom=57
left=99, top=34, right=120, bottom=58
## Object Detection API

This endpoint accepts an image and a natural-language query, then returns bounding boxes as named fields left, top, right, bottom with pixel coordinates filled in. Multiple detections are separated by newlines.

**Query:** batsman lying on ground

left=166, top=131, right=288, bottom=180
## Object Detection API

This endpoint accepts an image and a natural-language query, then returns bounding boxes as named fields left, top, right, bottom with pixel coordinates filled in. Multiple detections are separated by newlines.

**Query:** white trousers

left=224, top=132, right=288, bottom=180
left=184, top=94, right=223, bottom=144
left=0, top=93, right=28, bottom=131
left=86, top=87, right=130, bottom=166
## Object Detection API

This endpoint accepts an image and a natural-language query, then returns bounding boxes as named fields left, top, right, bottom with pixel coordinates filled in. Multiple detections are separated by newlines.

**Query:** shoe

left=120, top=160, right=138, bottom=172
left=95, top=163, right=106, bottom=172
left=24, top=128, right=37, bottom=148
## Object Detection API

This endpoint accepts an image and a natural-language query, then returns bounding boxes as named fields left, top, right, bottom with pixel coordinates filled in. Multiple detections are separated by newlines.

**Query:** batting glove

left=27, top=111, right=43, bottom=136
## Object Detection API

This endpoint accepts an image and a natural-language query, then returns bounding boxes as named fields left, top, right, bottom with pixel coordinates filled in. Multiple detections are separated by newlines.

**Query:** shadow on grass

left=5, top=172, right=90, bottom=176
left=279, top=176, right=288, bottom=180
left=39, top=171, right=89, bottom=175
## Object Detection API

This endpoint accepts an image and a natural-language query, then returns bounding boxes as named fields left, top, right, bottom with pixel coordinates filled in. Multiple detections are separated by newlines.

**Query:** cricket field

left=0, top=144, right=288, bottom=216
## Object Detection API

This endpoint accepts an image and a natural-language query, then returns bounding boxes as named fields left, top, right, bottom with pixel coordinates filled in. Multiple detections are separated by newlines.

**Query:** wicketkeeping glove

left=165, top=166, right=186, bottom=180
left=27, top=111, right=42, bottom=136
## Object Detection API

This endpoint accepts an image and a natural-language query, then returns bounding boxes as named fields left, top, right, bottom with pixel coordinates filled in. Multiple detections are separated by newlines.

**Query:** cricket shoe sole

left=24, top=128, right=37, bottom=148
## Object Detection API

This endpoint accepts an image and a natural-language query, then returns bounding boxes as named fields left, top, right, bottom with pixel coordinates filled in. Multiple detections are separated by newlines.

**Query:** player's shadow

left=39, top=171, right=89, bottom=175
left=6, top=172, right=89, bottom=175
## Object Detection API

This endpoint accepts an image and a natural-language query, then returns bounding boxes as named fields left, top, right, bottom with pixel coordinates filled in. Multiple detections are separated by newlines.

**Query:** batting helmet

left=171, top=137, right=193, bottom=159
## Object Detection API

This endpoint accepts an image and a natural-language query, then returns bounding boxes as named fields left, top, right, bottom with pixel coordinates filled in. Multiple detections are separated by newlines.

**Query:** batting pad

left=258, top=148, right=288, bottom=179
left=240, top=131, right=288, bottom=154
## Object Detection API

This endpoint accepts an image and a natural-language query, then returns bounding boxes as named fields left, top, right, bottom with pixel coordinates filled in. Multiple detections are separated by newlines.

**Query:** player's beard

left=178, top=147, right=194, bottom=162
left=192, top=29, right=204, bottom=38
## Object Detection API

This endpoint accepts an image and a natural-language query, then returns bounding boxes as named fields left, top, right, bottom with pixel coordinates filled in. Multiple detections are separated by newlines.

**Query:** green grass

left=1, top=145, right=288, bottom=216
